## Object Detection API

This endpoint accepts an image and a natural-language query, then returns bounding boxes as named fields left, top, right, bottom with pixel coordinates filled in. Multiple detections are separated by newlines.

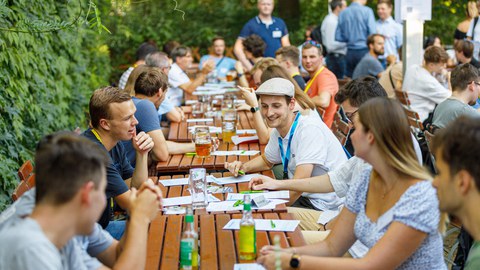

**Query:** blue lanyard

left=278, top=113, right=301, bottom=179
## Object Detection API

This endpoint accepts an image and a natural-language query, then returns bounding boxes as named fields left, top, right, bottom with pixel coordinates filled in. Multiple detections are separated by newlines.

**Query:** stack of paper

left=158, top=175, right=217, bottom=187
left=206, top=199, right=287, bottom=212
left=226, top=191, right=290, bottom=201
left=211, top=150, right=259, bottom=156
left=188, top=125, right=222, bottom=134
left=230, top=135, right=259, bottom=145
left=234, top=264, right=266, bottom=270
left=223, top=219, right=300, bottom=232
left=186, top=118, right=213, bottom=123
left=211, top=174, right=262, bottom=185
left=162, top=194, right=220, bottom=206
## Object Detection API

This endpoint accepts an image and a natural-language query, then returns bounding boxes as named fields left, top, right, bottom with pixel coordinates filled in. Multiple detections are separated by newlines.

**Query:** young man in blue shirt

left=199, top=36, right=237, bottom=80
left=234, top=0, right=290, bottom=71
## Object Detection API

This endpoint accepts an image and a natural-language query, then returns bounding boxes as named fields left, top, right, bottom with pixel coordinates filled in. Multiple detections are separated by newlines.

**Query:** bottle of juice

left=239, top=195, right=256, bottom=261
left=180, top=207, right=198, bottom=270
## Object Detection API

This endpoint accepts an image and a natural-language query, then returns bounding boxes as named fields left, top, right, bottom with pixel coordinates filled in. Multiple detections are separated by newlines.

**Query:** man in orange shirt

left=302, top=41, right=339, bottom=128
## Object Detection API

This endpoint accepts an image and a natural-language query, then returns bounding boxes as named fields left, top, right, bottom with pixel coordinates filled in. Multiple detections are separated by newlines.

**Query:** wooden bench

left=12, top=173, right=35, bottom=201
left=18, top=160, right=34, bottom=181
left=331, top=112, right=351, bottom=146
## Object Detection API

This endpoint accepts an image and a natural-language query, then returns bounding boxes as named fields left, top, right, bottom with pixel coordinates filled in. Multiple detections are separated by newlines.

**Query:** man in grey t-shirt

left=352, top=34, right=385, bottom=79
left=432, top=63, right=480, bottom=129
left=0, top=132, right=162, bottom=269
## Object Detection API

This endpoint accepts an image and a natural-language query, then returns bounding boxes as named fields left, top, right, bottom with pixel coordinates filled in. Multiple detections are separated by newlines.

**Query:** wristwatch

left=290, top=254, right=301, bottom=268
left=250, top=106, right=259, bottom=113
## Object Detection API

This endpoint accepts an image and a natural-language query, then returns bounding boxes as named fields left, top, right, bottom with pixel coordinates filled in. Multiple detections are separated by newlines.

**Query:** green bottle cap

left=243, top=194, right=251, bottom=211
left=243, top=203, right=251, bottom=211
left=185, top=214, right=194, bottom=223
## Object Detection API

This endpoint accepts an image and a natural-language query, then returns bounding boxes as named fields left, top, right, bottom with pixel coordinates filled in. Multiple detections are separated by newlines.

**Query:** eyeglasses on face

left=344, top=109, right=358, bottom=123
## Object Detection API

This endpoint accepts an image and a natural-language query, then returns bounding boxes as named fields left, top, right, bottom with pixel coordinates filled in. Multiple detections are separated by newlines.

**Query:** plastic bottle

left=239, top=194, right=256, bottom=261
left=180, top=207, right=198, bottom=270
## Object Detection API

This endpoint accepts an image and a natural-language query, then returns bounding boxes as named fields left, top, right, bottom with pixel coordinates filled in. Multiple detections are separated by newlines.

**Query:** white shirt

left=118, top=67, right=134, bottom=90
left=321, top=13, right=347, bottom=55
left=402, top=65, right=451, bottom=121
left=467, top=19, right=480, bottom=42
left=265, top=113, right=347, bottom=211
left=167, top=63, right=190, bottom=107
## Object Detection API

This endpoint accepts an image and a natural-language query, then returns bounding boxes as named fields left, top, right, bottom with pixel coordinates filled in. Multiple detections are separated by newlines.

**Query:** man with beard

left=352, top=34, right=385, bottom=79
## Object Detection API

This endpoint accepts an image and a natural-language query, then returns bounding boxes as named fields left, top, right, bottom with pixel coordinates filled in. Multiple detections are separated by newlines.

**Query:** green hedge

left=0, top=0, right=111, bottom=210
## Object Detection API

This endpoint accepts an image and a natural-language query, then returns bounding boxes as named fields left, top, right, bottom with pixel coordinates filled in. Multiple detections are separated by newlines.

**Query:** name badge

left=376, top=209, right=394, bottom=232
left=272, top=30, right=282, bottom=38
left=252, top=195, right=269, bottom=208
left=220, top=67, right=228, bottom=74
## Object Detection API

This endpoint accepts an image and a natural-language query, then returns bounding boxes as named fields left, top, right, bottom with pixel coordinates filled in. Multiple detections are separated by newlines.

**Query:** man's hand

left=129, top=186, right=161, bottom=223
left=224, top=161, right=244, bottom=177
left=238, top=86, right=259, bottom=108
left=175, top=107, right=186, bottom=121
left=201, top=59, right=215, bottom=74
left=137, top=179, right=163, bottom=205
left=248, top=175, right=281, bottom=190
left=133, top=131, right=154, bottom=155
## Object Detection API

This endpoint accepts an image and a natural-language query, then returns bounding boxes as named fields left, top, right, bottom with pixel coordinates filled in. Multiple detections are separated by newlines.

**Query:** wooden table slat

left=159, top=215, right=183, bottom=270
left=145, top=215, right=167, bottom=270
left=200, top=214, right=218, bottom=270
left=216, top=214, right=237, bottom=270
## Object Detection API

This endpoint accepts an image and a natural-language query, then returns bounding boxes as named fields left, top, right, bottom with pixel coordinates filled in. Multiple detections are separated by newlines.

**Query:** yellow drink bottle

left=239, top=195, right=256, bottom=261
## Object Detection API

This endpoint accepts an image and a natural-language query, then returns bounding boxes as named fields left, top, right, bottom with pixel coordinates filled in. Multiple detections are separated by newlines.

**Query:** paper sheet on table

left=226, top=191, right=290, bottom=201
left=230, top=135, right=259, bottom=145
left=185, top=100, right=199, bottom=105
left=234, top=264, right=266, bottom=270
left=158, top=175, right=217, bottom=187
left=162, top=194, right=220, bottom=206
left=206, top=199, right=287, bottom=212
left=317, top=209, right=341, bottom=225
left=234, top=99, right=245, bottom=104
left=162, top=206, right=186, bottom=215
left=211, top=174, right=262, bottom=185
left=186, top=118, right=213, bottom=123
left=193, top=90, right=225, bottom=95
left=236, top=129, right=257, bottom=135
left=211, top=150, right=259, bottom=156
left=223, top=219, right=300, bottom=232
left=188, top=126, right=222, bottom=134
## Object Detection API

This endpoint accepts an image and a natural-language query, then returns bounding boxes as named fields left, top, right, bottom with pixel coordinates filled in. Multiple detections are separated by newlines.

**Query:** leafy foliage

left=0, top=0, right=111, bottom=210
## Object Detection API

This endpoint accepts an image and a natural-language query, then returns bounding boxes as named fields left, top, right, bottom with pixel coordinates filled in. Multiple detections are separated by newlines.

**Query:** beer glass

left=191, top=102, right=204, bottom=118
left=222, top=109, right=237, bottom=143
left=189, top=168, right=208, bottom=209
left=193, top=126, right=213, bottom=157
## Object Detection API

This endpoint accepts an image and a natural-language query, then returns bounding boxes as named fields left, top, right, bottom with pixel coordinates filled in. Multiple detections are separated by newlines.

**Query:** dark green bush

left=0, top=0, right=111, bottom=210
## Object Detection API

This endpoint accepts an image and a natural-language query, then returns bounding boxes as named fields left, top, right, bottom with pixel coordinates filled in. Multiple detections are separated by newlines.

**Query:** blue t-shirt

left=199, top=55, right=237, bottom=78
left=82, top=129, right=132, bottom=228
left=123, top=97, right=161, bottom=167
left=239, top=16, right=288, bottom=58
left=352, top=53, right=384, bottom=79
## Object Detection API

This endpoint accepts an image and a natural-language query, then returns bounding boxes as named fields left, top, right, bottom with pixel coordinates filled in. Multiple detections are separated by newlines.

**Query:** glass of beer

left=222, top=109, right=237, bottom=143
left=192, top=102, right=204, bottom=118
left=226, top=70, right=236, bottom=82
left=193, top=126, right=213, bottom=158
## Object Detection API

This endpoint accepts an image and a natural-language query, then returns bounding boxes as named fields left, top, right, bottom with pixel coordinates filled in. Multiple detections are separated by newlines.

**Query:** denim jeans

left=345, top=48, right=369, bottom=78
left=105, top=220, right=126, bottom=240
left=326, top=53, right=346, bottom=79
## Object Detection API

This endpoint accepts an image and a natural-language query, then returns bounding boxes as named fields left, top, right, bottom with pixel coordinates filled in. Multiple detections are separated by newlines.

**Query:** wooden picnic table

left=145, top=211, right=306, bottom=270
left=154, top=171, right=286, bottom=214
left=157, top=108, right=264, bottom=174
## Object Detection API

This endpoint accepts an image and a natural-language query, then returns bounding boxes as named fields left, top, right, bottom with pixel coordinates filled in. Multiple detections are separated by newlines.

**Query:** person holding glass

left=256, top=98, right=446, bottom=269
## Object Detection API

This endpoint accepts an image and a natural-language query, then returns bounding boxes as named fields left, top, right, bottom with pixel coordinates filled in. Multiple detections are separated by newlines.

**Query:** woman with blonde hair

left=123, top=64, right=149, bottom=95
left=257, top=98, right=446, bottom=269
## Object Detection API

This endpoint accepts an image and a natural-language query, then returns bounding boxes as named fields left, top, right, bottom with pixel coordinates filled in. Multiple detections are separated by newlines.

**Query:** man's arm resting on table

left=166, top=141, right=195, bottom=154
left=241, top=154, right=273, bottom=174
left=131, top=153, right=148, bottom=189
left=179, top=73, right=207, bottom=94
left=148, top=130, right=169, bottom=162
left=287, top=164, right=314, bottom=205
left=166, top=108, right=182, bottom=122
left=311, top=91, right=332, bottom=108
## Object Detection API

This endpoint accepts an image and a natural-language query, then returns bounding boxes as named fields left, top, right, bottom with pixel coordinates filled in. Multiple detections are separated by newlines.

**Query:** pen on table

left=271, top=220, right=277, bottom=228
left=240, top=190, right=264, bottom=194
left=185, top=152, right=196, bottom=156
left=238, top=170, right=245, bottom=175
left=240, top=150, right=246, bottom=154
